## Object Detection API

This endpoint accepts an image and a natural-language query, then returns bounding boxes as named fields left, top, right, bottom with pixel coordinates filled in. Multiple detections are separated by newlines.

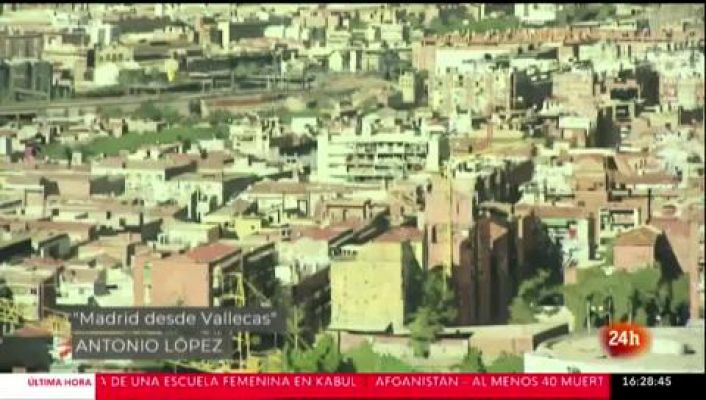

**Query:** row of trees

left=282, top=335, right=524, bottom=373
left=555, top=4, right=617, bottom=26
left=282, top=335, right=417, bottom=373
left=284, top=335, right=524, bottom=373
left=509, top=265, right=691, bottom=330
left=281, top=264, right=524, bottom=372
left=564, top=267, right=690, bottom=329
left=425, top=7, right=520, bottom=35
left=98, top=102, right=182, bottom=125
left=453, top=348, right=523, bottom=373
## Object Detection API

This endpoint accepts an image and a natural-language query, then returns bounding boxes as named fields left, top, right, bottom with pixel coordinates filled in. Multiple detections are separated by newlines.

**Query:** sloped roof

left=185, top=242, right=239, bottom=264
left=615, top=225, right=661, bottom=247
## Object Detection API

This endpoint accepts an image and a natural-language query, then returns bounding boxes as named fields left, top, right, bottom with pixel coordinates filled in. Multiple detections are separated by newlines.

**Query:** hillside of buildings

left=0, top=3, right=704, bottom=374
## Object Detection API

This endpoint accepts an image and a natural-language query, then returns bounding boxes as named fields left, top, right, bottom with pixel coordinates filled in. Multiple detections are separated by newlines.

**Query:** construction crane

left=0, top=299, right=22, bottom=334
left=167, top=270, right=257, bottom=373
left=37, top=307, right=73, bottom=364
left=220, top=271, right=251, bottom=369
left=40, top=307, right=72, bottom=337
left=485, top=74, right=495, bottom=149
left=445, top=161, right=454, bottom=282
left=166, top=258, right=310, bottom=373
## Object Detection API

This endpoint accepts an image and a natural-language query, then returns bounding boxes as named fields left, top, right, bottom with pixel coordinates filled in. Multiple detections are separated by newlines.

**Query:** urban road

left=0, top=74, right=389, bottom=117
left=0, top=87, right=295, bottom=116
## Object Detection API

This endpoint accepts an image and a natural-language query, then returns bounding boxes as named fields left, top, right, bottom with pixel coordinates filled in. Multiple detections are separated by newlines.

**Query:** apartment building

left=0, top=59, right=53, bottom=101
left=132, top=242, right=240, bottom=307
left=0, top=30, right=43, bottom=59
left=515, top=203, right=594, bottom=267
left=429, top=65, right=512, bottom=116
left=316, top=128, right=448, bottom=184
left=91, top=158, right=196, bottom=202
left=0, top=265, right=57, bottom=321
left=514, top=4, right=559, bottom=26
left=329, top=228, right=424, bottom=333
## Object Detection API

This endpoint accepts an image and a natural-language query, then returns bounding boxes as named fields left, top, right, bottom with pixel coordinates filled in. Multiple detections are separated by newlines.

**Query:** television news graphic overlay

left=599, top=323, right=651, bottom=358
left=67, top=307, right=284, bottom=360
left=68, top=307, right=285, bottom=333
left=94, top=373, right=611, bottom=399
left=0, top=374, right=94, bottom=400
left=1, top=373, right=699, bottom=399
left=71, top=333, right=234, bottom=359
left=611, top=374, right=697, bottom=398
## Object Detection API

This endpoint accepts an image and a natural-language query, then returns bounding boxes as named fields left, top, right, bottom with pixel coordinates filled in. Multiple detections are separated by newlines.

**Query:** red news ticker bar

left=95, top=373, right=611, bottom=400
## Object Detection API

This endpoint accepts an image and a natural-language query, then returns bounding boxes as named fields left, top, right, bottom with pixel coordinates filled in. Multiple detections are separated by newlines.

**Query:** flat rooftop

left=529, top=326, right=705, bottom=373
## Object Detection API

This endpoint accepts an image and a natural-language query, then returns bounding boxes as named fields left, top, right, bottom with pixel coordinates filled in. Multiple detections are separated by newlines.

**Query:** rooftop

left=516, top=203, right=587, bottom=220
left=615, top=225, right=662, bottom=247
left=125, top=159, right=194, bottom=171
left=184, top=242, right=239, bottom=264
left=375, top=227, right=424, bottom=243
left=292, top=225, right=352, bottom=242
left=530, top=326, right=705, bottom=373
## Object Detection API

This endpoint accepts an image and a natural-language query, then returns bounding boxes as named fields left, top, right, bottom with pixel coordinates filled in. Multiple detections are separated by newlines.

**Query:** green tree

left=468, top=16, right=520, bottom=33
left=452, top=347, right=486, bottom=372
left=118, top=70, right=145, bottom=87
left=509, top=269, right=558, bottom=324
left=487, top=352, right=523, bottom=373
left=409, top=307, right=439, bottom=358
left=345, top=341, right=415, bottom=372
left=285, top=305, right=311, bottom=351
left=64, top=147, right=73, bottom=165
left=208, top=110, right=233, bottom=127
left=135, top=102, right=163, bottom=121
left=630, top=268, right=661, bottom=294
left=147, top=69, right=166, bottom=84
left=214, top=126, right=230, bottom=140
left=161, top=107, right=182, bottom=126
left=350, top=19, right=368, bottom=30
left=556, top=5, right=616, bottom=26
left=508, top=297, right=538, bottom=324
left=655, top=274, right=690, bottom=326
left=562, top=266, right=687, bottom=330
left=97, top=106, right=124, bottom=119
left=0, top=278, right=13, bottom=300
left=408, top=267, right=456, bottom=358
left=420, top=267, right=457, bottom=323
left=427, top=7, right=470, bottom=34
left=0, top=277, right=19, bottom=330
left=634, top=307, right=649, bottom=326
left=284, top=334, right=344, bottom=372
left=181, top=137, right=192, bottom=152
left=233, top=63, right=258, bottom=78
left=603, top=241, right=615, bottom=266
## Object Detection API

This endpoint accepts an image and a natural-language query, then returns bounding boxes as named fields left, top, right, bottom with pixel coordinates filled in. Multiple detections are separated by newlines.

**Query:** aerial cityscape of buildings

left=0, top=3, right=704, bottom=374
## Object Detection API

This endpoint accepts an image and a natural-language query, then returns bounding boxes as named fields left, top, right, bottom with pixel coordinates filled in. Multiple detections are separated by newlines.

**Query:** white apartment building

left=399, top=71, right=417, bottom=104
left=434, top=48, right=512, bottom=76
left=316, top=128, right=448, bottom=184
left=514, top=3, right=559, bottom=26
left=229, top=116, right=280, bottom=157
left=429, top=65, right=512, bottom=116
left=326, top=28, right=351, bottom=50
left=379, top=23, right=404, bottom=46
